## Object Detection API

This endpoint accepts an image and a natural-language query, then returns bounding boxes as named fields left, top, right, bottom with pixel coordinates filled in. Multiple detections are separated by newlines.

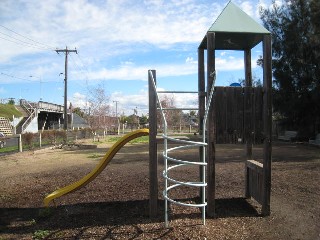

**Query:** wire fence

left=0, top=128, right=120, bottom=155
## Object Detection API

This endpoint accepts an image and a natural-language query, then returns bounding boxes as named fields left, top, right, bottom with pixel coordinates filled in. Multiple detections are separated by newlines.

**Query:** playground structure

left=43, top=1, right=272, bottom=227
left=148, top=1, right=272, bottom=224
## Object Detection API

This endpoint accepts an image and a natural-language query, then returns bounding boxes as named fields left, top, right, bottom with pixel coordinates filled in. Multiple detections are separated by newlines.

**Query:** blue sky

left=0, top=0, right=274, bottom=115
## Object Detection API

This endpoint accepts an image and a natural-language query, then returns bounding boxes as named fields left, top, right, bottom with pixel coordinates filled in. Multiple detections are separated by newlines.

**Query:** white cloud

left=72, top=52, right=260, bottom=82
left=0, top=0, right=223, bottom=62
left=220, top=51, right=227, bottom=56
left=110, top=89, right=149, bottom=115
left=171, top=92, right=198, bottom=109
left=240, top=1, right=254, bottom=17
left=216, top=57, right=244, bottom=71
left=109, top=87, right=198, bottom=116
left=186, top=57, right=197, bottom=64
left=0, top=0, right=268, bottom=105
left=72, top=60, right=198, bottom=81
left=72, top=92, right=88, bottom=109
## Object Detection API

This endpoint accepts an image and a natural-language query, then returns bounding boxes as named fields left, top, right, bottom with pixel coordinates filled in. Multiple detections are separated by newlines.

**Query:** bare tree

left=157, top=95, right=183, bottom=131
left=87, top=84, right=111, bottom=131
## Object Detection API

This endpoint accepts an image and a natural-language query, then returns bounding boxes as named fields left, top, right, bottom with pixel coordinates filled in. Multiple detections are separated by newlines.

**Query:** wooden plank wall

left=213, top=87, right=263, bottom=144
left=246, top=160, right=264, bottom=204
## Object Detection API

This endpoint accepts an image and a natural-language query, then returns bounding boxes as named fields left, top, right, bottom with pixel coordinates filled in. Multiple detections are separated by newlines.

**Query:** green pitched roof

left=199, top=1, right=270, bottom=50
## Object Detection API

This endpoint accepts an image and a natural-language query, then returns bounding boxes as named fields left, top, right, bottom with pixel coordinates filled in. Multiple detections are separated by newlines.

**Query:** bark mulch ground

left=0, top=140, right=319, bottom=239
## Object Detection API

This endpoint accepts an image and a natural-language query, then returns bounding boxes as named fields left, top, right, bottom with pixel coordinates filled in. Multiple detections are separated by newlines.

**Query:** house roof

left=199, top=1, right=270, bottom=50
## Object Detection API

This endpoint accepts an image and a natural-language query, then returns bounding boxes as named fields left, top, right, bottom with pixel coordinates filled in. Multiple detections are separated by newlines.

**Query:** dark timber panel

left=246, top=160, right=264, bottom=204
left=253, top=87, right=264, bottom=143
left=213, top=87, right=263, bottom=144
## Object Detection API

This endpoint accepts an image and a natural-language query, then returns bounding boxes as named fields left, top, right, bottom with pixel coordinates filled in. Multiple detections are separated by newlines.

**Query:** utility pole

left=113, top=100, right=119, bottom=135
left=56, top=46, right=77, bottom=130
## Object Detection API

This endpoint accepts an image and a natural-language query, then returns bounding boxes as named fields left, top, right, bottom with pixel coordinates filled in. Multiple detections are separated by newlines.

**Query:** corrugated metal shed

left=199, top=1, right=270, bottom=50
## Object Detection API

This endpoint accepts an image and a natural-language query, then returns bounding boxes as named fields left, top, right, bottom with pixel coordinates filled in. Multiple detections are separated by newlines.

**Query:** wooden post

left=18, top=134, right=22, bottom=152
left=148, top=69, right=158, bottom=217
left=245, top=49, right=252, bottom=86
left=244, top=49, right=253, bottom=159
left=244, top=49, right=253, bottom=198
left=39, top=132, right=42, bottom=148
left=262, top=34, right=272, bottom=216
left=206, top=32, right=216, bottom=218
left=198, top=47, right=205, bottom=198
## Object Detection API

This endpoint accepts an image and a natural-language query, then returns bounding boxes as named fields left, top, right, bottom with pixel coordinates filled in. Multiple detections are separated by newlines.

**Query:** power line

left=0, top=72, right=54, bottom=83
left=0, top=72, right=33, bottom=82
left=69, top=54, right=84, bottom=76
left=76, top=53, right=93, bottom=89
left=0, top=24, right=56, bottom=50
left=77, top=53, right=91, bottom=76
left=0, top=35, right=50, bottom=50
left=69, top=53, right=90, bottom=84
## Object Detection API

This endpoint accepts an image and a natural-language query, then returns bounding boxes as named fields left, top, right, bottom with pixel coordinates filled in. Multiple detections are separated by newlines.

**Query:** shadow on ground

left=1, top=198, right=259, bottom=239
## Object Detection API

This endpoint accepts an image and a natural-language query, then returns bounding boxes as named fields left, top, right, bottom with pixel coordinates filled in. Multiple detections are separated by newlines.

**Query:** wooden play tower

left=148, top=1, right=272, bottom=221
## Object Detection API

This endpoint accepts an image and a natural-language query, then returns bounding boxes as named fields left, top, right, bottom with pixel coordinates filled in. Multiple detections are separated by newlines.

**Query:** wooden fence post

left=18, top=134, right=22, bottom=152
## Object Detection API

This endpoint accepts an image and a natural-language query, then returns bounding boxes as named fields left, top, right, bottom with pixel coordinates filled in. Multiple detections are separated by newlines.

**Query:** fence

left=0, top=129, right=111, bottom=155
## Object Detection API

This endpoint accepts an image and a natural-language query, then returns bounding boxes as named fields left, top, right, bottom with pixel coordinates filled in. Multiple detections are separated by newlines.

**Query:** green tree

left=72, top=107, right=85, bottom=118
left=260, top=0, right=320, bottom=135
left=139, top=114, right=148, bottom=125
left=238, top=76, right=262, bottom=87
left=8, top=99, right=15, bottom=105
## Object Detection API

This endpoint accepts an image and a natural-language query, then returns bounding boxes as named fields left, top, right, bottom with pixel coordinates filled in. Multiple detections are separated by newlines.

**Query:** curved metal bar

left=163, top=169, right=207, bottom=187
left=164, top=135, right=207, bottom=146
left=157, top=91, right=198, bottom=94
left=163, top=190, right=207, bottom=208
left=164, top=154, right=207, bottom=166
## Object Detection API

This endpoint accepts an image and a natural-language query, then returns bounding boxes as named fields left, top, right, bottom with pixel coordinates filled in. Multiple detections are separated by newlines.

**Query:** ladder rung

left=158, top=108, right=199, bottom=111
left=157, top=91, right=198, bottom=94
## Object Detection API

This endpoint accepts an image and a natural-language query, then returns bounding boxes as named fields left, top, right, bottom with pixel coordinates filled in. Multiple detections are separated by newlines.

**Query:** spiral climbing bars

left=148, top=70, right=215, bottom=227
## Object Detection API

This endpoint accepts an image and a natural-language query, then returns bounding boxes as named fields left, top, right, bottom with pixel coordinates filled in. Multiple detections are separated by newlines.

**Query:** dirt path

left=0, top=141, right=319, bottom=239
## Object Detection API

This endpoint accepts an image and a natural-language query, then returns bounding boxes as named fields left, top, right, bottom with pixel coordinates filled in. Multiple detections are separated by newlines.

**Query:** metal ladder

left=148, top=70, right=215, bottom=227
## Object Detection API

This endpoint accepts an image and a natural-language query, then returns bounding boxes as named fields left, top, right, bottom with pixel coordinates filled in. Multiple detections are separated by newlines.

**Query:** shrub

left=22, top=132, right=35, bottom=149
left=41, top=130, right=67, bottom=145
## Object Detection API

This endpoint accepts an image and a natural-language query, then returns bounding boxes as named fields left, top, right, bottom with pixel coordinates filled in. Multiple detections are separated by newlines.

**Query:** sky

left=0, top=0, right=275, bottom=116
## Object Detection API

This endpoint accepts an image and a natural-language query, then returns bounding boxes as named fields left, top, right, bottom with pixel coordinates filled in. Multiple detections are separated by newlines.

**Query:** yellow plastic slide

left=43, top=129, right=149, bottom=207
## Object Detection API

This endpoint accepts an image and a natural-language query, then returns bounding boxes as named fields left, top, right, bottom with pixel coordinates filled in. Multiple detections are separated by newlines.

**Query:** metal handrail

left=157, top=91, right=198, bottom=94
left=203, top=71, right=216, bottom=142
left=21, top=109, right=37, bottom=133
left=148, top=71, right=167, bottom=129
left=20, top=99, right=32, bottom=115
left=20, top=99, right=37, bottom=133
left=159, top=107, right=199, bottom=111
